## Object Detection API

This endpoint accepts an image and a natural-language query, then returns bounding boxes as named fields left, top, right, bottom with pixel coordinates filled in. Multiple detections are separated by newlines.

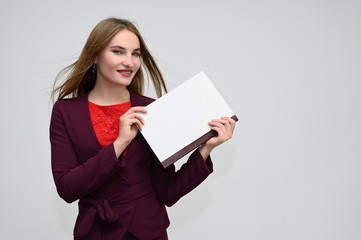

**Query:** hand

left=113, top=106, right=147, bottom=157
left=199, top=117, right=236, bottom=160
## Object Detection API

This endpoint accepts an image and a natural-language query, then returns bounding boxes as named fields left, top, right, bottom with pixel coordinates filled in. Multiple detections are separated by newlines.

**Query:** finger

left=209, top=121, right=227, bottom=134
left=133, top=119, right=143, bottom=130
left=123, top=106, right=148, bottom=117
left=131, top=106, right=148, bottom=113
left=220, top=117, right=236, bottom=126
left=210, top=126, right=223, bottom=136
left=222, top=118, right=236, bottom=134
left=213, top=117, right=236, bottom=132
left=121, top=112, right=146, bottom=125
left=131, top=112, right=146, bottom=125
left=210, top=118, right=232, bottom=127
left=210, top=122, right=233, bottom=141
left=126, top=118, right=143, bottom=130
left=209, top=127, right=228, bottom=144
left=209, top=120, right=228, bottom=128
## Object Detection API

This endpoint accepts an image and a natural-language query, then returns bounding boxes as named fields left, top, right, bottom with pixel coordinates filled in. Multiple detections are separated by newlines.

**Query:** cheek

left=134, top=59, right=141, bottom=71
left=98, top=53, right=117, bottom=65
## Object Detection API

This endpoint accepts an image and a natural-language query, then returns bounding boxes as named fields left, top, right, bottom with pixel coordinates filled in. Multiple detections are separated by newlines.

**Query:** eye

left=132, top=52, right=141, bottom=57
left=112, top=50, right=122, bottom=55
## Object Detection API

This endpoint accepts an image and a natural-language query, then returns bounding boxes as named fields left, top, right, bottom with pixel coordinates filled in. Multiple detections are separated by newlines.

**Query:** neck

left=88, top=81, right=130, bottom=105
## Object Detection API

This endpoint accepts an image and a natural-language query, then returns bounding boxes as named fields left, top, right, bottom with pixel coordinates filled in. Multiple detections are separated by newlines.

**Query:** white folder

left=139, top=71, right=238, bottom=168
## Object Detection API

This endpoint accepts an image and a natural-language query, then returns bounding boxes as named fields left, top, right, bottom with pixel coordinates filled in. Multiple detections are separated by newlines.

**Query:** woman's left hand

left=199, top=117, right=236, bottom=160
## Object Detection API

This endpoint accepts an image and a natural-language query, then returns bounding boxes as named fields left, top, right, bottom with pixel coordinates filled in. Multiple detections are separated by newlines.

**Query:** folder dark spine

left=161, top=115, right=238, bottom=168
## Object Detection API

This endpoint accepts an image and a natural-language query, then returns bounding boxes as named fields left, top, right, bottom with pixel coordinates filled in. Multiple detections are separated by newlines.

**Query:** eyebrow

left=110, top=45, right=140, bottom=51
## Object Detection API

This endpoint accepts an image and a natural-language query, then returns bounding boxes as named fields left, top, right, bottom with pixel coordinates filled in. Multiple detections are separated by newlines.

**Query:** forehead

left=107, top=29, right=140, bottom=49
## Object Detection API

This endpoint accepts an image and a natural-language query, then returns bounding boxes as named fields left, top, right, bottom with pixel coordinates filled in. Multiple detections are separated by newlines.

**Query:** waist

left=75, top=179, right=154, bottom=237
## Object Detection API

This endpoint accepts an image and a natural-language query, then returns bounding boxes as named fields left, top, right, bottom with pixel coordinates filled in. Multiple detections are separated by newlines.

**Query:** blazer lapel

left=78, top=93, right=102, bottom=150
left=129, top=91, right=154, bottom=107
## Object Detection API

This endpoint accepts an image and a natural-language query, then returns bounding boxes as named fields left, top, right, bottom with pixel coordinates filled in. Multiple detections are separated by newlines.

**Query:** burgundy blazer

left=50, top=92, right=213, bottom=240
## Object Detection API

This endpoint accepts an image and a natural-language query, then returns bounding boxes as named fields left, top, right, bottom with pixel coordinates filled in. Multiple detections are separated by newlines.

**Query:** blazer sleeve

left=151, top=148, right=213, bottom=207
left=50, top=101, right=125, bottom=203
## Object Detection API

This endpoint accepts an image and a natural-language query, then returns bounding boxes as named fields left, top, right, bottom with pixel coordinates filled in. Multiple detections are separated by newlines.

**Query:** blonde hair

left=51, top=18, right=167, bottom=102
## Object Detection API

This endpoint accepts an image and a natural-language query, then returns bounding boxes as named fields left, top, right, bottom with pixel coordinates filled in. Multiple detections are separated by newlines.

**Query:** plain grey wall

left=0, top=0, right=360, bottom=239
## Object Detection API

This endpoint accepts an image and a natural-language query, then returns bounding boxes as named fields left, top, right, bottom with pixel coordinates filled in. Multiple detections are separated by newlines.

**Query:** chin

left=115, top=80, right=132, bottom=87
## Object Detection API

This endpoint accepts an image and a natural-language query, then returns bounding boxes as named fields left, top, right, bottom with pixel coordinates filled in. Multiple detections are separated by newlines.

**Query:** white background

left=0, top=0, right=360, bottom=239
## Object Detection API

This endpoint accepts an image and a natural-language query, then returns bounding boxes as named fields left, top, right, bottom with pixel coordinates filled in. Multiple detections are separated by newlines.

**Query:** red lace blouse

left=88, top=101, right=132, bottom=154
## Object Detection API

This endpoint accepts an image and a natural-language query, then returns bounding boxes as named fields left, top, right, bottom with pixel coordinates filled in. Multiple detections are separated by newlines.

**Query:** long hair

left=51, top=18, right=167, bottom=102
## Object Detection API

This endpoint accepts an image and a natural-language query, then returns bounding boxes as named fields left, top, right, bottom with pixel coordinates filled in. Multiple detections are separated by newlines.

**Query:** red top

left=88, top=101, right=132, bottom=154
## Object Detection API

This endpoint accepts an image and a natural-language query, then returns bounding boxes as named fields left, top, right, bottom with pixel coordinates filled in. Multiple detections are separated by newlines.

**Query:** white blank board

left=139, top=71, right=237, bottom=167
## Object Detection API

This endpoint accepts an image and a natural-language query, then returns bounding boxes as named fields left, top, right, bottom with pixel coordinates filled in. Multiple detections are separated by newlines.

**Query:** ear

left=94, top=56, right=98, bottom=64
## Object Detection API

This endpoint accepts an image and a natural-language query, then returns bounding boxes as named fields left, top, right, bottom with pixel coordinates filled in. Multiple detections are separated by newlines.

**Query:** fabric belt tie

left=74, top=180, right=153, bottom=237
left=95, top=198, right=119, bottom=222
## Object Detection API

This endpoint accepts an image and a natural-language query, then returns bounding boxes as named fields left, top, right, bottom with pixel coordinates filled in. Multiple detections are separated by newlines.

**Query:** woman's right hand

left=113, top=106, right=147, bottom=157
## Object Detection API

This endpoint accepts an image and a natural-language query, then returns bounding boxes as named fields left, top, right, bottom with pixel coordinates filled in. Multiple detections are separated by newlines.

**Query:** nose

left=122, top=54, right=135, bottom=68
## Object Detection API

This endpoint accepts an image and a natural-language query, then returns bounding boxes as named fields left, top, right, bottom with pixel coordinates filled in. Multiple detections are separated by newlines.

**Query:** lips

left=117, top=69, right=133, bottom=77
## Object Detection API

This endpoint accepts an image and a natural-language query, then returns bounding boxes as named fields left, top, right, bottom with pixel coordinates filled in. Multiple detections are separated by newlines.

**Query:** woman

left=50, top=18, right=235, bottom=240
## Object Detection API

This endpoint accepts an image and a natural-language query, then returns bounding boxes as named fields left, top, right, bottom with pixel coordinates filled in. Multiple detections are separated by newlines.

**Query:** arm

left=50, top=103, right=148, bottom=203
left=151, top=148, right=213, bottom=207
left=50, top=102, right=124, bottom=203
left=151, top=116, right=236, bottom=206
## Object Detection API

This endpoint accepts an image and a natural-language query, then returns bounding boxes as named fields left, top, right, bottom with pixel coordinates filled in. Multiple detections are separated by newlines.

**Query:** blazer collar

left=80, top=91, right=149, bottom=107
left=130, top=91, right=153, bottom=107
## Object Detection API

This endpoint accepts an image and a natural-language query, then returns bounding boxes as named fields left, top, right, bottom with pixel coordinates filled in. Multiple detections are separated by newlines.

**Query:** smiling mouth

left=117, top=70, right=133, bottom=77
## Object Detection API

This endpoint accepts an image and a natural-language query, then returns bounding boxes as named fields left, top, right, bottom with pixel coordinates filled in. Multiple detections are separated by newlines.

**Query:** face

left=95, top=29, right=141, bottom=88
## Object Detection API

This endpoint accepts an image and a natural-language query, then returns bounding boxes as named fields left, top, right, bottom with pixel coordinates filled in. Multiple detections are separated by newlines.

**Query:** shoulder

left=52, top=94, right=88, bottom=116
